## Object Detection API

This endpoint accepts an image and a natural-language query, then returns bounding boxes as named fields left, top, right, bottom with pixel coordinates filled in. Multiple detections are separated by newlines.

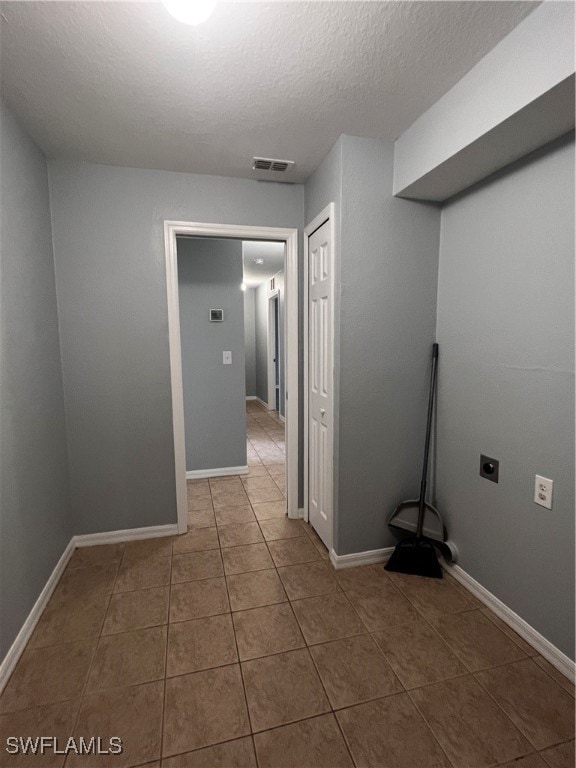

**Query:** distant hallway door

left=308, top=217, right=333, bottom=550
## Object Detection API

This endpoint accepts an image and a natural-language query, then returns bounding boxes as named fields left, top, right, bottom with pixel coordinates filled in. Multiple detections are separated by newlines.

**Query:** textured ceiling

left=0, top=1, right=538, bottom=182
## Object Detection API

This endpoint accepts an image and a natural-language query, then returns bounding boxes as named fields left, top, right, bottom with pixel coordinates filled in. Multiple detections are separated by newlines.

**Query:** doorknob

left=320, top=408, right=326, bottom=416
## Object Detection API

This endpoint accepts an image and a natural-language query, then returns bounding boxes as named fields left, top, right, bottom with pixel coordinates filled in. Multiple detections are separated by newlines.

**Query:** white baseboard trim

left=74, top=524, right=179, bottom=548
left=251, top=396, right=271, bottom=410
left=330, top=546, right=395, bottom=570
left=0, top=538, right=76, bottom=694
left=245, top=396, right=257, bottom=401
left=446, top=562, right=575, bottom=683
left=278, top=413, right=286, bottom=423
left=186, top=466, right=249, bottom=480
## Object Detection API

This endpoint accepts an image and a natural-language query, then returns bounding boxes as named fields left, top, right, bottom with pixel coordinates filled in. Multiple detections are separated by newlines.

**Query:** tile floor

left=0, top=403, right=574, bottom=767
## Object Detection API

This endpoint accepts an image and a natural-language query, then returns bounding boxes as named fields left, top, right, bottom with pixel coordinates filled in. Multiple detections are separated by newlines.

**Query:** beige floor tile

left=267, top=537, right=321, bottom=567
left=410, top=675, right=532, bottom=767
left=123, top=537, right=173, bottom=561
left=334, top=564, right=390, bottom=592
left=246, top=487, right=284, bottom=505
left=245, top=465, right=271, bottom=477
left=336, top=693, right=452, bottom=768
left=475, top=659, right=575, bottom=750
left=277, top=562, right=340, bottom=600
left=254, top=713, right=354, bottom=768
left=114, top=557, right=171, bottom=592
left=310, top=634, right=402, bottom=709
left=86, top=626, right=167, bottom=691
left=431, top=609, right=527, bottom=672
left=214, top=506, right=257, bottom=526
left=500, top=755, right=548, bottom=768
left=212, top=489, right=250, bottom=510
left=187, top=481, right=210, bottom=497
left=67, top=681, right=163, bottom=768
left=0, top=640, right=96, bottom=714
left=388, top=572, right=476, bottom=618
left=188, top=507, right=217, bottom=529
left=162, top=737, right=257, bottom=768
left=210, top=477, right=244, bottom=490
left=172, top=527, right=219, bottom=554
left=226, top=569, right=288, bottom=611
left=53, top=563, right=118, bottom=602
left=171, top=550, right=223, bottom=583
left=266, top=464, right=286, bottom=476
left=0, top=700, right=79, bottom=768
left=242, top=476, right=278, bottom=490
left=102, top=586, right=169, bottom=634
left=533, top=656, right=575, bottom=697
left=170, top=577, right=229, bottom=622
left=252, top=501, right=288, bottom=521
left=372, top=617, right=467, bottom=689
left=67, top=543, right=125, bottom=569
left=163, top=666, right=250, bottom=756
left=218, top=522, right=264, bottom=548
left=167, top=614, right=237, bottom=676
left=291, top=592, right=365, bottom=646
left=233, top=603, right=305, bottom=661
left=259, top=518, right=305, bottom=541
left=539, top=740, right=575, bottom=768
left=248, top=456, right=264, bottom=466
left=479, top=609, right=539, bottom=657
left=345, top=580, right=421, bottom=631
left=242, top=649, right=330, bottom=732
left=222, top=543, right=274, bottom=575
left=187, top=494, right=213, bottom=512
left=28, top=593, right=109, bottom=647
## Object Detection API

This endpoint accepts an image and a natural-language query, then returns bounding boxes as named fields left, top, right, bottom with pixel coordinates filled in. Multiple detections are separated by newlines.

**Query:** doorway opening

left=164, top=221, right=298, bottom=534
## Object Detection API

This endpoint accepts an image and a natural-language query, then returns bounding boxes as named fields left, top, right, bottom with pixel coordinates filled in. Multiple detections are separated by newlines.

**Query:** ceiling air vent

left=252, top=157, right=296, bottom=183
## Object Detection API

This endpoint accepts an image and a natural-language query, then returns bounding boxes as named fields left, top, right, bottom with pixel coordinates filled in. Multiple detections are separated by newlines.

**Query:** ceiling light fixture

left=162, top=0, right=216, bottom=25
left=254, top=258, right=264, bottom=264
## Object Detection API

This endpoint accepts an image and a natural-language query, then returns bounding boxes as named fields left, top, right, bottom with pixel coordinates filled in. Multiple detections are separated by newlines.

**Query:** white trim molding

left=164, top=221, right=299, bottom=527
left=330, top=546, right=394, bottom=570
left=0, top=539, right=76, bottom=693
left=245, top=396, right=258, bottom=401
left=73, top=524, right=178, bottom=548
left=446, top=562, right=575, bottom=683
left=186, top=466, right=249, bottom=480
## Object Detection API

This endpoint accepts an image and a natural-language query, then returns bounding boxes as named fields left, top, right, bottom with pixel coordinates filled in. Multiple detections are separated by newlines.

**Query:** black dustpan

left=385, top=343, right=444, bottom=579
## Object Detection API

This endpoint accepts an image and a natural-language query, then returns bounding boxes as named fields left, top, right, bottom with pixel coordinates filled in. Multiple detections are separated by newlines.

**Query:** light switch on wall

left=223, top=351, right=232, bottom=365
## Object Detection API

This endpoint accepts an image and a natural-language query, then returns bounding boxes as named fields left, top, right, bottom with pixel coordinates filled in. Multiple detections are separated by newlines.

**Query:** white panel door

left=308, top=219, right=333, bottom=549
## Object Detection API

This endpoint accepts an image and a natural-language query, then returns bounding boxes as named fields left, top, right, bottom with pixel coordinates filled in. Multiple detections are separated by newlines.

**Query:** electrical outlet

left=534, top=475, right=553, bottom=509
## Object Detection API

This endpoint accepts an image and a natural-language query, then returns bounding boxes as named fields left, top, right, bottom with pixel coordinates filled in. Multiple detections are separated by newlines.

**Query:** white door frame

left=303, top=203, right=336, bottom=549
left=164, top=220, right=299, bottom=533
left=267, top=288, right=280, bottom=412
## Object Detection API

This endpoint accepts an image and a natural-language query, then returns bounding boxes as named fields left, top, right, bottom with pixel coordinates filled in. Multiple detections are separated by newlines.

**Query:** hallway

left=0, top=404, right=573, bottom=767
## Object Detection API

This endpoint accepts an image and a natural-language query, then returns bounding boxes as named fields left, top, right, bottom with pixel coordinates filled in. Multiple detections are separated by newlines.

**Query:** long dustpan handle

left=417, top=343, right=439, bottom=537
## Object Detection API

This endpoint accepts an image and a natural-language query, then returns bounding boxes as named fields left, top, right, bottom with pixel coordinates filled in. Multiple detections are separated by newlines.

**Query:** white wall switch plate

left=534, top=475, right=553, bottom=509
left=223, top=351, right=232, bottom=365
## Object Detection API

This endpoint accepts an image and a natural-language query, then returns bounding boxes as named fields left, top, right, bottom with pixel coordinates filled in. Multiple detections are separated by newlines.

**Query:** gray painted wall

left=178, top=238, right=246, bottom=471
left=436, top=134, right=575, bottom=658
left=255, top=282, right=269, bottom=405
left=0, top=102, right=72, bottom=658
left=306, top=135, right=441, bottom=555
left=337, top=136, right=441, bottom=555
left=244, top=287, right=256, bottom=398
left=48, top=160, right=304, bottom=534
